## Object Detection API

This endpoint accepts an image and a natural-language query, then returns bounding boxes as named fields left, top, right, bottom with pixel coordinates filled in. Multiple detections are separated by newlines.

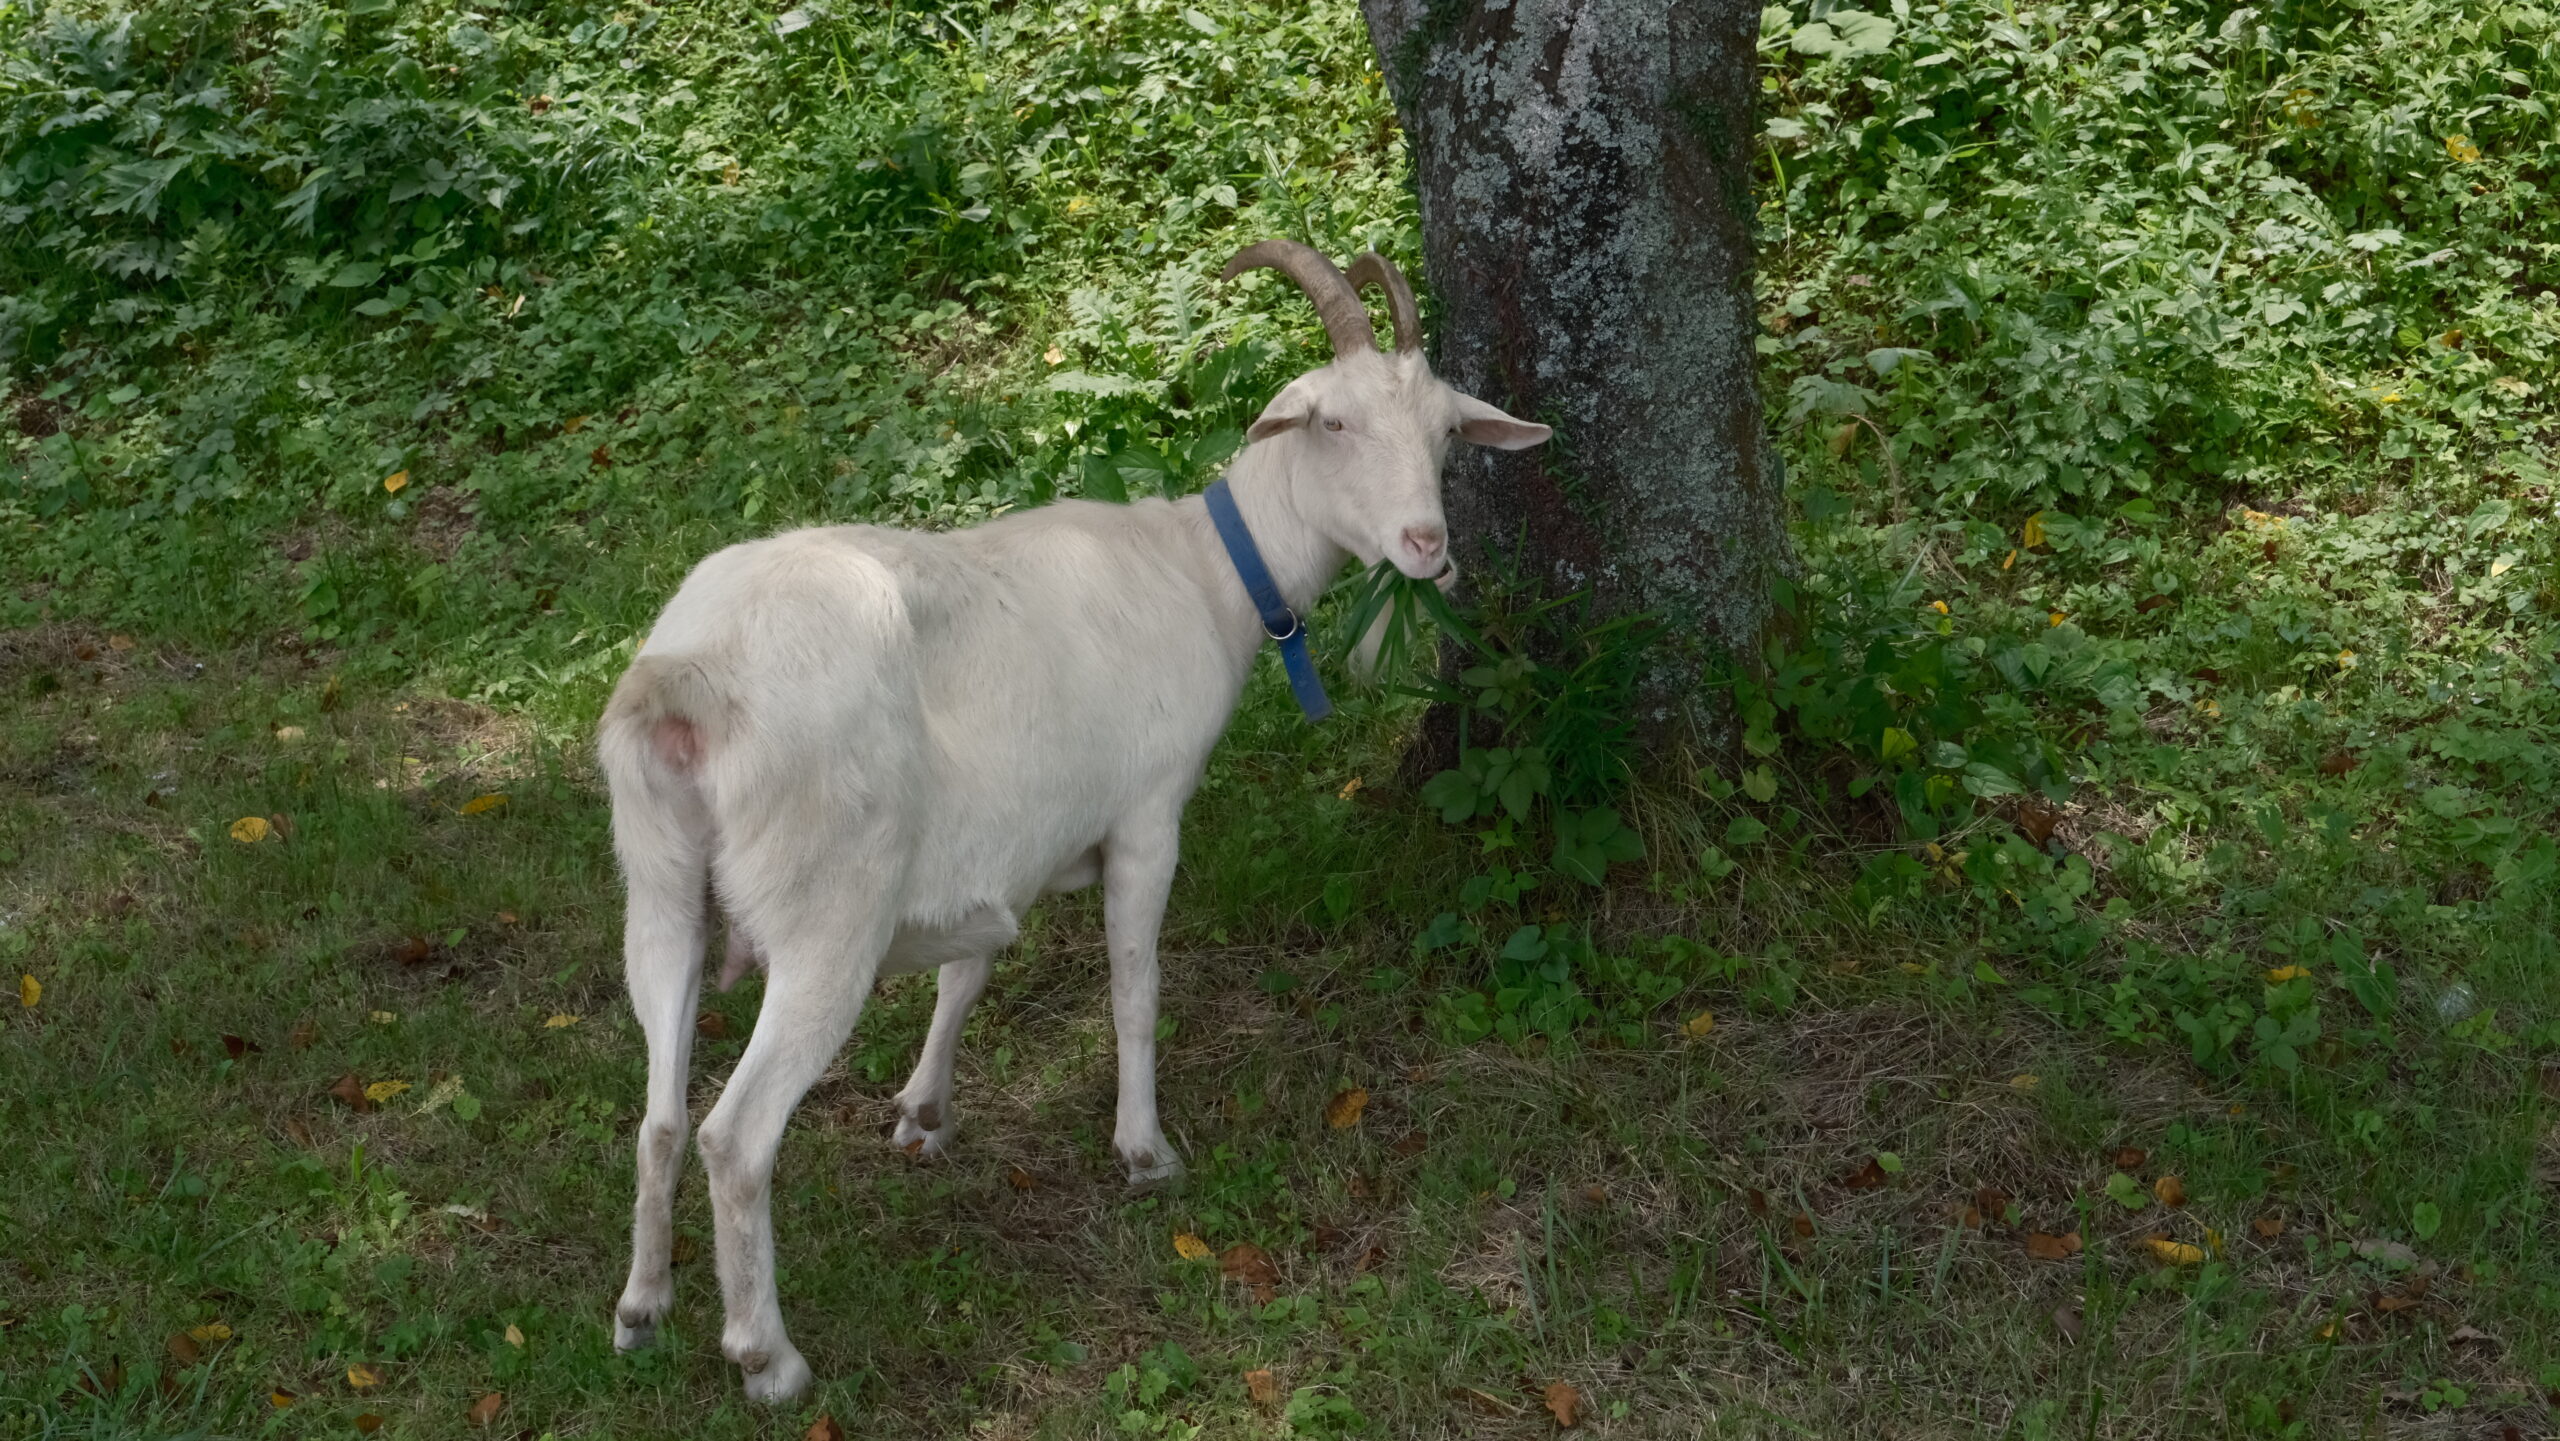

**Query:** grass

left=7, top=0, right=2560, bottom=1434
left=5, top=632, right=2555, bottom=1438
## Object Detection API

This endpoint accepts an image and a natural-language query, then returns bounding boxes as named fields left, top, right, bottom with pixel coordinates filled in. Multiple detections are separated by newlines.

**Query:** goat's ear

left=1452, top=393, right=1551, bottom=450
left=1246, top=382, right=1312, bottom=443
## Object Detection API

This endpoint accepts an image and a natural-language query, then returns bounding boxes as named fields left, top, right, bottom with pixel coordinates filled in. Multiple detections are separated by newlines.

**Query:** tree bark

left=1361, top=0, right=1787, bottom=733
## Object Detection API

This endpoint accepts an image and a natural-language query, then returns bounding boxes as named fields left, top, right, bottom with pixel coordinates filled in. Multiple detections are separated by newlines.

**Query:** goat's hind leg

left=611, top=821, right=709, bottom=1351
left=696, top=900, right=891, bottom=1404
left=890, top=959, right=989, bottom=1155
left=888, top=904, right=1017, bottom=1156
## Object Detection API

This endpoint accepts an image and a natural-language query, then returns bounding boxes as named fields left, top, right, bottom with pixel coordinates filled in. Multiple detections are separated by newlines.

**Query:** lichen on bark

left=1362, top=0, right=1789, bottom=732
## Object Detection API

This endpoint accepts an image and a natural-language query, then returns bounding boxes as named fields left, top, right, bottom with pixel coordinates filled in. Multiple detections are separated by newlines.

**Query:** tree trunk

left=1361, top=0, right=1787, bottom=734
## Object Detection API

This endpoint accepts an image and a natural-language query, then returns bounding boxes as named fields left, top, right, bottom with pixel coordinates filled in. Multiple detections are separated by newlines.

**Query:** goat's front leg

left=1103, top=812, right=1183, bottom=1184
left=890, top=952, right=994, bottom=1156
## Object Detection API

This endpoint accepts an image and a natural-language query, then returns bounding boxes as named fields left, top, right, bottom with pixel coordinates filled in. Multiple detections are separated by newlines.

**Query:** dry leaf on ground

left=1220, top=1243, right=1279, bottom=1288
left=17, top=974, right=37, bottom=1008
left=2111, top=1147, right=2146, bottom=1169
left=328, top=1074, right=374, bottom=1112
left=1682, top=1009, right=1715, bottom=1038
left=2154, top=1174, right=2188, bottom=1207
left=466, top=1393, right=504, bottom=1427
left=1840, top=1157, right=1886, bottom=1189
left=2252, top=1214, right=2285, bottom=1238
left=1244, top=1368, right=1279, bottom=1407
left=544, top=1013, right=580, bottom=1028
left=460, top=793, right=508, bottom=815
left=363, top=1079, right=411, bottom=1104
left=354, top=1414, right=383, bottom=1433
left=345, top=1363, right=382, bottom=1389
left=2052, top=1305, right=2083, bottom=1343
left=504, top=1324, right=524, bottom=1348
left=1324, top=1087, right=1368, bottom=1129
left=1544, top=1380, right=1582, bottom=1428
left=229, top=816, right=272, bottom=843
left=1173, top=1232, right=1211, bottom=1261
left=805, top=1414, right=846, bottom=1441
left=2146, top=1237, right=2206, bottom=1265
left=2025, top=1231, right=2083, bottom=1260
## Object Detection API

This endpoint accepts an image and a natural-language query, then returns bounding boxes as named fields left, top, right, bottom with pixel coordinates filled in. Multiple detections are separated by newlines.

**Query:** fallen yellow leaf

left=1042, top=345, right=1064, bottom=366
left=2263, top=965, right=2307, bottom=982
left=2146, top=1237, right=2206, bottom=1265
left=270, top=1389, right=297, bottom=1408
left=1324, top=1087, right=1369, bottom=1129
left=2048, top=611, right=2067, bottom=628
left=1682, top=1010, right=1715, bottom=1039
left=364, top=1080, right=411, bottom=1104
left=18, top=974, right=37, bottom=1009
left=382, top=470, right=409, bottom=494
left=346, top=1363, right=383, bottom=1388
left=2001, top=548, right=2017, bottom=570
left=459, top=793, right=508, bottom=815
left=2022, top=511, right=2047, bottom=548
left=1929, top=599, right=1949, bottom=614
left=504, top=1324, right=525, bottom=1348
left=187, top=1323, right=232, bottom=1344
left=2446, top=134, right=2482, bottom=162
left=1336, top=776, right=1364, bottom=801
left=1173, top=1232, right=1212, bottom=1261
left=544, top=1013, right=580, bottom=1029
left=229, top=816, right=273, bottom=844
left=563, top=415, right=588, bottom=433
left=107, top=634, right=136, bottom=651
left=369, top=1010, right=397, bottom=1025
left=2009, top=1074, right=2041, bottom=1091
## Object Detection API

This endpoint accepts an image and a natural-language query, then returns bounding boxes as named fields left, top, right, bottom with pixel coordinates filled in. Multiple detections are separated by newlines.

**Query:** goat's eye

left=1323, top=418, right=1344, bottom=432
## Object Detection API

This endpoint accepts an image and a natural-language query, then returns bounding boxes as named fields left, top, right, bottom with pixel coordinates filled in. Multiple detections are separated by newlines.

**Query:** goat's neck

left=1200, top=441, right=1349, bottom=624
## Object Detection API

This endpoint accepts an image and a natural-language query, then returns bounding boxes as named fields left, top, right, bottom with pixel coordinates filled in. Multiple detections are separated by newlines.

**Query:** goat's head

left=1222, top=241, right=1550, bottom=582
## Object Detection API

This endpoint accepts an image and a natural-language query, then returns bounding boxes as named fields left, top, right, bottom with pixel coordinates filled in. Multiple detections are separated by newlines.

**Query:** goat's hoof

left=1122, top=1150, right=1186, bottom=1188
left=890, top=1107, right=954, bottom=1158
left=736, top=1345, right=813, bottom=1404
left=612, top=1314, right=659, bottom=1352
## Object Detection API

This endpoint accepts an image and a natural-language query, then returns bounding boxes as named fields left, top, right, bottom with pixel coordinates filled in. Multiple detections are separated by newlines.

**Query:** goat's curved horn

left=1344, top=253, right=1419, bottom=355
left=1221, top=240, right=1375, bottom=359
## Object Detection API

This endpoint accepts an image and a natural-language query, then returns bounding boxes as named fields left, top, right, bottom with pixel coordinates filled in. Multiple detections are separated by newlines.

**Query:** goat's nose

left=1401, top=525, right=1446, bottom=563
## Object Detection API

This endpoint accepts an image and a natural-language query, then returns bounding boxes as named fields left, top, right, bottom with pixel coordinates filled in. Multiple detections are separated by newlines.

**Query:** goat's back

left=607, top=504, right=1244, bottom=927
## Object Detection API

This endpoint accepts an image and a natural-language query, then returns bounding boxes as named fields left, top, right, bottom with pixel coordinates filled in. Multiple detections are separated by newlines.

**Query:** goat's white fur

left=599, top=331, right=1546, bottom=1402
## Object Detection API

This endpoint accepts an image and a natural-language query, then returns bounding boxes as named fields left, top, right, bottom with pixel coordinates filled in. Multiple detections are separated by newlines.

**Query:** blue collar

left=1203, top=478, right=1331, bottom=722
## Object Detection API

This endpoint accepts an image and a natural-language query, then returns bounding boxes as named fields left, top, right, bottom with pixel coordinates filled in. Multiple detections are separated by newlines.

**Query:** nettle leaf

left=1420, top=769, right=1483, bottom=825
left=1791, top=10, right=1896, bottom=58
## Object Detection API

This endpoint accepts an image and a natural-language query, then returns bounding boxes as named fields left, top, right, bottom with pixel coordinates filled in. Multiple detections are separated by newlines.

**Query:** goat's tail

left=600, top=652, right=732, bottom=782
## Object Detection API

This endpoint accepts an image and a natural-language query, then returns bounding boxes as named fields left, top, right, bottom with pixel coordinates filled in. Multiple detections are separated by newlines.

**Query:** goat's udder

left=650, top=717, right=703, bottom=772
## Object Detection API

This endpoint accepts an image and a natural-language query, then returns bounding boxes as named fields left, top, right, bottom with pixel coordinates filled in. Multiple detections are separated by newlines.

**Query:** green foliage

left=1748, top=0, right=2560, bottom=1091
left=1, top=0, right=1410, bottom=699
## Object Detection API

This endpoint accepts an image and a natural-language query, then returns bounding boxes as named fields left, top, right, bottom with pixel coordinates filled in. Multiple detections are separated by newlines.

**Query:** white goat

left=597, top=241, right=1549, bottom=1402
